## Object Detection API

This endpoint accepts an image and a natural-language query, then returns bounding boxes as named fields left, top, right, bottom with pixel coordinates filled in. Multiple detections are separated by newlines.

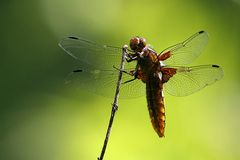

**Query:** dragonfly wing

left=59, top=36, right=122, bottom=69
left=159, top=31, right=208, bottom=66
left=163, top=65, right=224, bottom=96
left=64, top=62, right=145, bottom=98
left=60, top=36, right=145, bottom=98
left=120, top=70, right=146, bottom=98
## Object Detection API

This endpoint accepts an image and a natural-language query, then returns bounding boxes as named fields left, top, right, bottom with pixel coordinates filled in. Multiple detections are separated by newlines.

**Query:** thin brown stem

left=97, top=45, right=128, bottom=160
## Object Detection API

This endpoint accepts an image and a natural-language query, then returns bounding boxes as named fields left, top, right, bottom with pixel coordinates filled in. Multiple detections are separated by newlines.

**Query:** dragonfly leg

left=112, top=66, right=136, bottom=84
left=122, top=64, right=140, bottom=84
left=112, top=65, right=133, bottom=76
left=112, top=65, right=138, bottom=84
left=123, top=77, right=137, bottom=84
left=125, top=53, right=138, bottom=62
left=126, top=57, right=137, bottom=62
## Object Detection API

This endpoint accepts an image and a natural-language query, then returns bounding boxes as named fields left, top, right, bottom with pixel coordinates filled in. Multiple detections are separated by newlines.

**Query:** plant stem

left=97, top=45, right=128, bottom=160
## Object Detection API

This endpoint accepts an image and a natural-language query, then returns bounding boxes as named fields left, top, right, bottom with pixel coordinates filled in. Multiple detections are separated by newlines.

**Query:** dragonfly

left=59, top=31, right=224, bottom=137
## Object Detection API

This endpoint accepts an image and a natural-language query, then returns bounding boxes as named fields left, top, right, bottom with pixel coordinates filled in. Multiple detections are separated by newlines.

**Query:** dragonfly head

left=130, top=37, right=147, bottom=52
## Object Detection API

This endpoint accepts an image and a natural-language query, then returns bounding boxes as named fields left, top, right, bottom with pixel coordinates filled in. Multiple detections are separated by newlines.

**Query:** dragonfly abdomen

left=146, top=74, right=165, bottom=137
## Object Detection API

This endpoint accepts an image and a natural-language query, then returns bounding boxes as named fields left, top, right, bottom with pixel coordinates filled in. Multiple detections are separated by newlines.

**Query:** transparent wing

left=65, top=63, right=145, bottom=98
left=120, top=70, right=146, bottom=98
left=59, top=36, right=124, bottom=69
left=59, top=36, right=145, bottom=98
left=163, top=65, right=224, bottom=96
left=159, top=31, right=208, bottom=65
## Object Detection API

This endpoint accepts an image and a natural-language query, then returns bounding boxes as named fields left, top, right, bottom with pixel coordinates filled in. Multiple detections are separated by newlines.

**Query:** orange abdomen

left=146, top=74, right=165, bottom=137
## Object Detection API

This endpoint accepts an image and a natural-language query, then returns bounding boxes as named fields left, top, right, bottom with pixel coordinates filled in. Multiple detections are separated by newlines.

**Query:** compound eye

left=130, top=37, right=140, bottom=51
left=139, top=38, right=147, bottom=48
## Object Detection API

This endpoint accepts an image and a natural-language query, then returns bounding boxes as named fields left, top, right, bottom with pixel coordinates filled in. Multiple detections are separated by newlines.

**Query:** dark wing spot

left=68, top=36, right=79, bottom=40
left=73, top=69, right=83, bottom=72
left=212, top=65, right=220, bottom=68
left=199, top=30, right=205, bottom=34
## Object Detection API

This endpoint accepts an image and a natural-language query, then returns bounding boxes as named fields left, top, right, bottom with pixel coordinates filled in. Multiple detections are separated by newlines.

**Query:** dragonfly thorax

left=137, top=47, right=160, bottom=75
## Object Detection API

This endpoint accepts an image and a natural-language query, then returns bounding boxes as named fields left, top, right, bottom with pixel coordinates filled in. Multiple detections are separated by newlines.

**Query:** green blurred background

left=0, top=0, right=239, bottom=159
